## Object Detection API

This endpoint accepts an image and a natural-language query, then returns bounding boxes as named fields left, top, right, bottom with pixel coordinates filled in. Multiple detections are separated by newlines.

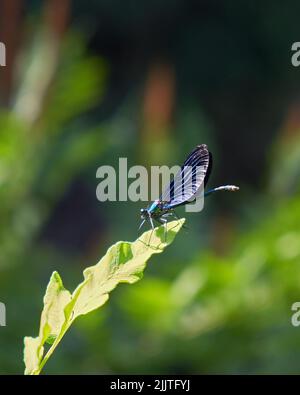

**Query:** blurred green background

left=1, top=0, right=300, bottom=374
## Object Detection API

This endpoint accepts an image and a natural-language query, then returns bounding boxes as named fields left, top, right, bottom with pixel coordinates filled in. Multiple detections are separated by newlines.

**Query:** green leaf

left=23, top=271, right=72, bottom=375
left=23, top=219, right=185, bottom=375
left=23, top=337, right=44, bottom=375
left=39, top=271, right=72, bottom=343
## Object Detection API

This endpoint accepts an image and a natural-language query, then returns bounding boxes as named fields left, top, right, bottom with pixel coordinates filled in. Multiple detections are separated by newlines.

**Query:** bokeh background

left=1, top=0, right=300, bottom=374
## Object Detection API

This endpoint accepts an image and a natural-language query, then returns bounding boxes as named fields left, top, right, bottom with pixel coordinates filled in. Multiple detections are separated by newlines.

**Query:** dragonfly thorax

left=140, top=200, right=168, bottom=220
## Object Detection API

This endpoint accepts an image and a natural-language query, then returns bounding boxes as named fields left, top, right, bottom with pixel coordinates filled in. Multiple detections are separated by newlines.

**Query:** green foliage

left=108, top=195, right=300, bottom=374
left=23, top=220, right=185, bottom=375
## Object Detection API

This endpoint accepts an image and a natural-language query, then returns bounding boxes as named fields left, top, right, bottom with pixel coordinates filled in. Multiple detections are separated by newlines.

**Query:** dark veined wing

left=204, top=150, right=212, bottom=187
left=161, top=144, right=212, bottom=208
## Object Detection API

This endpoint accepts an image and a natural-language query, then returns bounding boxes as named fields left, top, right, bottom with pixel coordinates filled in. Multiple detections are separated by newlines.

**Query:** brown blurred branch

left=44, top=0, right=71, bottom=39
left=0, top=0, right=24, bottom=106
left=141, top=62, right=175, bottom=163
left=13, top=0, right=72, bottom=127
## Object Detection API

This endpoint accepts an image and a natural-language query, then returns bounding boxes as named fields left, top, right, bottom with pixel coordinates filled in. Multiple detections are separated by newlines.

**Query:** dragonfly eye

left=140, top=209, right=148, bottom=218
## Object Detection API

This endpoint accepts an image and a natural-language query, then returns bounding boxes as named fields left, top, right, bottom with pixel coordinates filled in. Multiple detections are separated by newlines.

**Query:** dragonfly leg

left=173, top=210, right=189, bottom=230
left=148, top=217, right=155, bottom=245
left=161, top=218, right=168, bottom=242
left=163, top=210, right=189, bottom=232
left=172, top=210, right=179, bottom=220
left=160, top=211, right=175, bottom=221
left=155, top=217, right=168, bottom=242
left=149, top=217, right=155, bottom=229
left=137, top=217, right=161, bottom=250
left=162, top=210, right=180, bottom=223
left=138, top=219, right=146, bottom=233
left=160, top=212, right=175, bottom=239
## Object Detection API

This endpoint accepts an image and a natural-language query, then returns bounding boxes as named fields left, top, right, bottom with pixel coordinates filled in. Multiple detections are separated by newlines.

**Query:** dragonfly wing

left=161, top=144, right=212, bottom=208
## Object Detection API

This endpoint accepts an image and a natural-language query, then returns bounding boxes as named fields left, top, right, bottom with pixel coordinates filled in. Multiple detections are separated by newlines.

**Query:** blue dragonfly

left=139, top=144, right=239, bottom=233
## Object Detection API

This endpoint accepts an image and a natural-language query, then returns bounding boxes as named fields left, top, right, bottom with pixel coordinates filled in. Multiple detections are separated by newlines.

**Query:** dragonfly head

left=140, top=208, right=149, bottom=219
